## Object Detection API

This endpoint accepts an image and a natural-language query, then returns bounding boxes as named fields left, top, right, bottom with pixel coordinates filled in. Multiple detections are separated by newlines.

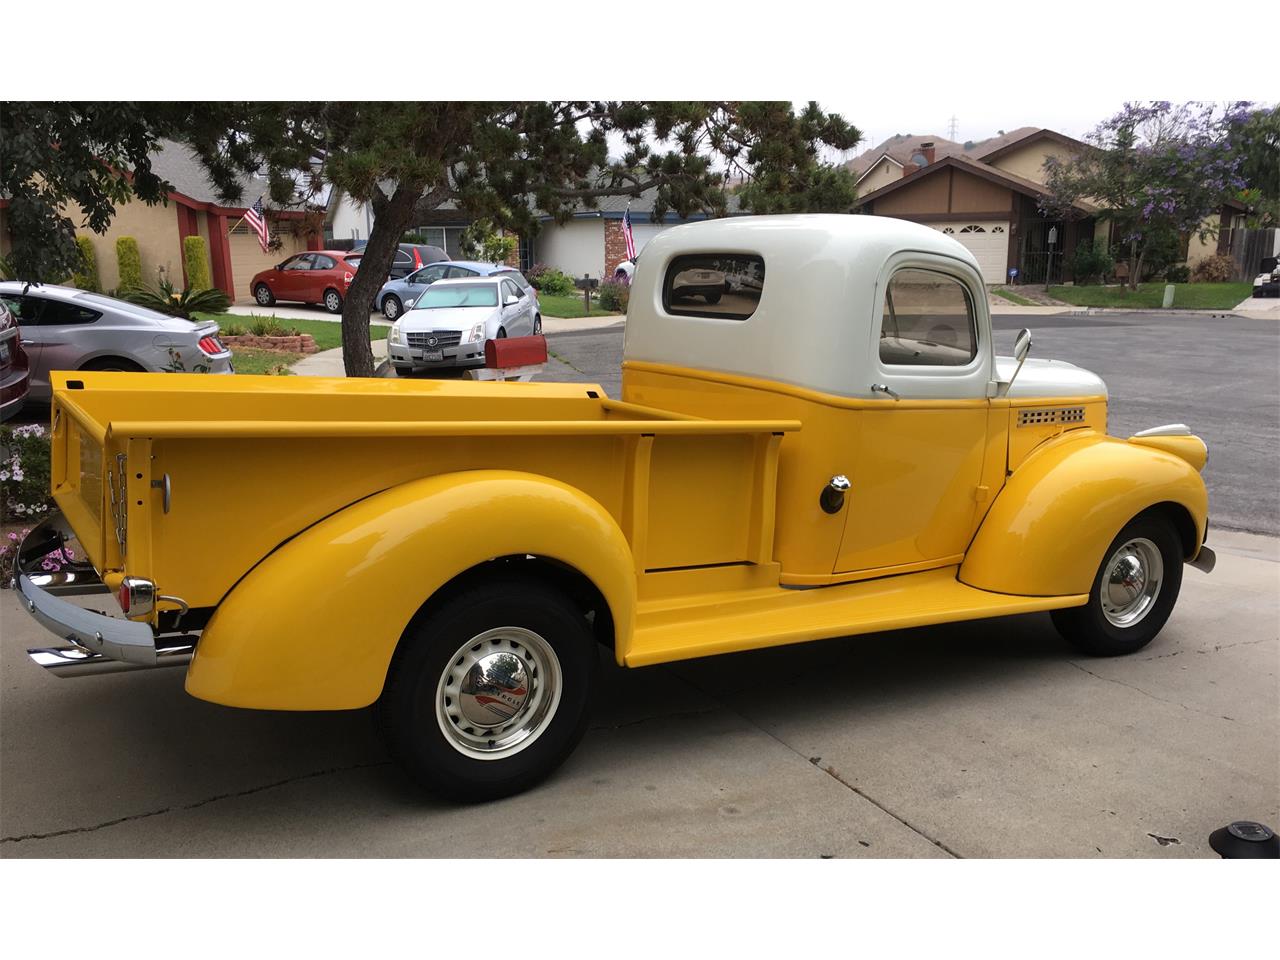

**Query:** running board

left=625, top=566, right=1086, bottom=667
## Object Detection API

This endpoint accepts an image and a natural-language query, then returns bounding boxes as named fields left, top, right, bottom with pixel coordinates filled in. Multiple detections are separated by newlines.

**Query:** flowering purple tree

left=1041, top=101, right=1253, bottom=290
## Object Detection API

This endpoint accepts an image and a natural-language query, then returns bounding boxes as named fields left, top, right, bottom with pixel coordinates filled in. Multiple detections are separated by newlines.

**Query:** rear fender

left=959, top=432, right=1207, bottom=597
left=185, top=470, right=635, bottom=710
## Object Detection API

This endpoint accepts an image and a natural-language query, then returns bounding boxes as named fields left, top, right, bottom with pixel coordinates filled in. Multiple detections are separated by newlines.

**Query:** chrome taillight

left=119, top=576, right=156, bottom=617
left=197, top=335, right=226, bottom=356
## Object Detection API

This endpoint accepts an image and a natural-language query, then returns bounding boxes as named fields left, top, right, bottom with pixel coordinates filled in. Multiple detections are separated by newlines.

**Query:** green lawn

left=537, top=293, right=621, bottom=319
left=229, top=346, right=302, bottom=375
left=195, top=313, right=388, bottom=351
left=1046, top=282, right=1252, bottom=310
left=991, top=287, right=1038, bottom=307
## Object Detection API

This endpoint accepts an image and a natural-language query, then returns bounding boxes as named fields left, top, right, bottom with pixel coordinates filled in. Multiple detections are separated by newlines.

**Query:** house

left=0, top=140, right=316, bottom=301
left=853, top=129, right=1101, bottom=284
left=853, top=126, right=1248, bottom=284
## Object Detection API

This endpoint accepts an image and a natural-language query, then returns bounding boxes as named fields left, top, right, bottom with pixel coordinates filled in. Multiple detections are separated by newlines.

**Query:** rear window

left=662, top=254, right=764, bottom=320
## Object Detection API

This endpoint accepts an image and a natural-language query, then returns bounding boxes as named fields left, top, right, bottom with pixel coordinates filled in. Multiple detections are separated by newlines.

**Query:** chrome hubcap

left=386, top=300, right=398, bottom=318
left=326, top=293, right=340, bottom=310
left=435, top=627, right=561, bottom=760
left=1101, top=537, right=1163, bottom=627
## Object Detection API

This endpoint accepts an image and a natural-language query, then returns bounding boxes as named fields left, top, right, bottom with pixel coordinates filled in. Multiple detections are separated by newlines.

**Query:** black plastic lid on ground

left=1208, top=821, right=1279, bottom=858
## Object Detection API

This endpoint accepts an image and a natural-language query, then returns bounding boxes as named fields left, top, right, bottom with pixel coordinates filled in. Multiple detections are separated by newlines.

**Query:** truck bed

left=49, top=372, right=800, bottom=611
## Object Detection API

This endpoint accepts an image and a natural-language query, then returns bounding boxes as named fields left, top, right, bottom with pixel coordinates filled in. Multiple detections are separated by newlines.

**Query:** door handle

left=820, top=475, right=851, bottom=514
left=871, top=383, right=901, bottom=400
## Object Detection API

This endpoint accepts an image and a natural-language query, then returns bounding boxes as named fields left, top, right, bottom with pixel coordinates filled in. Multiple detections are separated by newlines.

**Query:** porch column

left=208, top=212, right=235, bottom=299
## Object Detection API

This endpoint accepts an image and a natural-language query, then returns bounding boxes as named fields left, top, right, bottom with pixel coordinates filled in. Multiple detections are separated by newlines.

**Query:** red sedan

left=250, top=250, right=364, bottom=313
left=0, top=298, right=30, bottom=421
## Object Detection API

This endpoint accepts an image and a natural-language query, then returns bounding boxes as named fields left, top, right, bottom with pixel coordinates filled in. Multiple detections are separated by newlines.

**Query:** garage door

left=229, top=228, right=309, bottom=303
left=932, top=221, right=1009, bottom=284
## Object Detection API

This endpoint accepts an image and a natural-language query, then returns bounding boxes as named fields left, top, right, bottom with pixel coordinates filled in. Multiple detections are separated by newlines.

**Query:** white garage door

left=932, top=221, right=1009, bottom=284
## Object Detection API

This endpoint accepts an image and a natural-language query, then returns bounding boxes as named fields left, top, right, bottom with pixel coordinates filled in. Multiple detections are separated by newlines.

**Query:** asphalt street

left=544, top=311, right=1280, bottom=536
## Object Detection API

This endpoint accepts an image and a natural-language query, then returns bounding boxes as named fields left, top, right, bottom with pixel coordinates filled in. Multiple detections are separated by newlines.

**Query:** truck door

left=835, top=259, right=992, bottom=575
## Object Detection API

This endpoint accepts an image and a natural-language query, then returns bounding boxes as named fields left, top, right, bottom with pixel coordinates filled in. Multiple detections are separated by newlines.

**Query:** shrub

left=1164, top=264, right=1191, bottom=283
left=460, top=218, right=517, bottom=264
left=401, top=232, right=431, bottom=244
left=1070, top=240, right=1114, bottom=285
left=122, top=278, right=230, bottom=320
left=219, top=321, right=247, bottom=337
left=597, top=279, right=630, bottom=313
left=116, top=236, right=143, bottom=291
left=528, top=265, right=575, bottom=296
left=248, top=317, right=296, bottom=337
left=71, top=236, right=100, bottom=291
left=183, top=236, right=212, bottom=291
left=1, top=423, right=55, bottom=526
left=1191, top=254, right=1234, bottom=283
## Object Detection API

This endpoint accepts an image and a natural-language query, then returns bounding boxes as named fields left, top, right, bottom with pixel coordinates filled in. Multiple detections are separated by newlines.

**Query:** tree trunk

left=339, top=182, right=426, bottom=377
left=1131, top=247, right=1146, bottom=292
left=1127, top=238, right=1140, bottom=292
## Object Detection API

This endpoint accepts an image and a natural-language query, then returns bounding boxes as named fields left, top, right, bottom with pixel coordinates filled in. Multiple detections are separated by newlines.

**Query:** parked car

left=15, top=215, right=1213, bottom=803
left=351, top=242, right=449, bottom=281
left=376, top=261, right=540, bottom=322
left=669, top=262, right=725, bottom=303
left=387, top=275, right=540, bottom=375
left=1252, top=256, right=1278, bottom=298
left=0, top=283, right=232, bottom=400
left=0, top=298, right=31, bottom=421
left=250, top=250, right=365, bottom=313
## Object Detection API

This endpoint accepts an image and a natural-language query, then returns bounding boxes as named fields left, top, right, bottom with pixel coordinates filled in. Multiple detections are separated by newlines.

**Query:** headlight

left=390, top=323, right=402, bottom=345
left=468, top=322, right=486, bottom=343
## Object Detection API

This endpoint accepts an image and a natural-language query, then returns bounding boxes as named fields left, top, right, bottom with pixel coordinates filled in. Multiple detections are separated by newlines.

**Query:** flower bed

left=219, top=333, right=319, bottom=354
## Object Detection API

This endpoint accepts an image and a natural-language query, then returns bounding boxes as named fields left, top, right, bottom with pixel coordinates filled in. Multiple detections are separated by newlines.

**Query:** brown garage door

left=228, top=226, right=310, bottom=303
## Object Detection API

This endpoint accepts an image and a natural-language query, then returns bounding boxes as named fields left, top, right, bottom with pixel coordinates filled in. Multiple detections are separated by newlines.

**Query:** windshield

left=412, top=283, right=498, bottom=309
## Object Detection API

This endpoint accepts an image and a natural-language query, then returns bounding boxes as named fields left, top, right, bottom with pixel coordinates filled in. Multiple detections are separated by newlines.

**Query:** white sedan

left=387, top=276, right=539, bottom=376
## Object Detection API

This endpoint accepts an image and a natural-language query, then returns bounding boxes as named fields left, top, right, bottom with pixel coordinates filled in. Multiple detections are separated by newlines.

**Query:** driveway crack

left=1, top=760, right=391, bottom=845
left=1066, top=660, right=1236, bottom=721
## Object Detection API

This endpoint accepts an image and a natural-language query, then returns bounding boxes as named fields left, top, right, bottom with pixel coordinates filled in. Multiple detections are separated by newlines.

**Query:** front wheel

left=323, top=288, right=343, bottom=313
left=383, top=295, right=402, bottom=320
left=254, top=284, right=275, bottom=306
left=1051, top=515, right=1184, bottom=656
left=377, top=579, right=598, bottom=801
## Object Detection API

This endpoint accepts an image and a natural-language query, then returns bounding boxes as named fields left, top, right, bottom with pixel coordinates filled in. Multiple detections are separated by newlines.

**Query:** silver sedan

left=0, top=283, right=233, bottom=401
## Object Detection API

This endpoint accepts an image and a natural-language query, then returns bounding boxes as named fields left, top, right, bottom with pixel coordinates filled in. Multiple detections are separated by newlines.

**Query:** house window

left=959, top=224, right=986, bottom=233
left=942, top=227, right=956, bottom=234
left=992, top=226, right=1005, bottom=233
left=879, top=268, right=977, bottom=367
left=420, top=227, right=467, bottom=259
left=662, top=254, right=764, bottom=321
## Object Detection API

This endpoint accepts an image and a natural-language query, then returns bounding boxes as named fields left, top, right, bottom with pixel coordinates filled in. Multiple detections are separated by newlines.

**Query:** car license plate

left=419, top=350, right=444, bottom=362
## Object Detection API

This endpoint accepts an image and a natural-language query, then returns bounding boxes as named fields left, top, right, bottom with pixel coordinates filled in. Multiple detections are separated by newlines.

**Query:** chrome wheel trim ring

left=1100, top=537, right=1164, bottom=628
left=434, top=626, right=562, bottom=761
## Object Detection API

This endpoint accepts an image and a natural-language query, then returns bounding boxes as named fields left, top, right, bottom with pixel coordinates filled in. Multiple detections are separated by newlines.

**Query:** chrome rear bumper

left=14, top=514, right=195, bottom=677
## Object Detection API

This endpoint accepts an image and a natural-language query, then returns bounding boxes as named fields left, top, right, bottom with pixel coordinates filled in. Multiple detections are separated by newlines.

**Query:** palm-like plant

left=122, top=278, right=230, bottom=320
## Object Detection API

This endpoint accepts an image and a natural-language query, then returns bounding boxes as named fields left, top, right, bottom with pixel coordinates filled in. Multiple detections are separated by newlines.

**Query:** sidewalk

left=227, top=303, right=391, bottom=326
left=292, top=339, right=386, bottom=377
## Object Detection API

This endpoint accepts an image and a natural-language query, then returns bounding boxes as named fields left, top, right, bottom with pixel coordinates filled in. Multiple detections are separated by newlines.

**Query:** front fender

left=185, top=470, right=636, bottom=710
left=959, top=432, right=1207, bottom=597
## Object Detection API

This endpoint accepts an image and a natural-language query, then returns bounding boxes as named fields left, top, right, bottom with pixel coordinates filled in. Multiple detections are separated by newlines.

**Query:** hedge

left=71, top=236, right=100, bottom=291
left=183, top=235, right=212, bottom=291
left=116, top=236, right=143, bottom=291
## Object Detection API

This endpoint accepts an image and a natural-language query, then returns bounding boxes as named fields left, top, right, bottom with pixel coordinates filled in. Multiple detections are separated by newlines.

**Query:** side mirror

left=504, top=294, right=519, bottom=307
left=1003, top=327, right=1033, bottom=394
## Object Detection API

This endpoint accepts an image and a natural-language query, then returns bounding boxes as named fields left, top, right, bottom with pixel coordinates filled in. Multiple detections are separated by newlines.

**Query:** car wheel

left=377, top=578, right=598, bottom=802
left=323, top=288, right=343, bottom=314
left=393, top=364, right=414, bottom=377
left=533, top=313, right=542, bottom=335
left=79, top=356, right=146, bottom=373
left=1050, top=514, right=1184, bottom=657
left=254, top=284, right=275, bottom=307
left=497, top=327, right=507, bottom=339
left=383, top=295, right=402, bottom=320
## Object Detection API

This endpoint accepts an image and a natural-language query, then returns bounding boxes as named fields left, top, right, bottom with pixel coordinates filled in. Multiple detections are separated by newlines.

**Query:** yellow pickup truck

left=16, top=215, right=1214, bottom=801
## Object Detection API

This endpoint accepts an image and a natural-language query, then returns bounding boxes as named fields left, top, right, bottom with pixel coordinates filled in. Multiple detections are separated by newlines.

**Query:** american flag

left=622, top=205, right=636, bottom=261
left=243, top=196, right=270, bottom=252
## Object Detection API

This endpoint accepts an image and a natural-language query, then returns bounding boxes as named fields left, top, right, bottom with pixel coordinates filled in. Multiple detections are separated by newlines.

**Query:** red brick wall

left=604, top=219, right=629, bottom=279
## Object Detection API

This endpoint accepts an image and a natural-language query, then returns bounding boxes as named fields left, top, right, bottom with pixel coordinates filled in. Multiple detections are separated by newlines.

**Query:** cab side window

left=879, top=269, right=977, bottom=367
left=312, top=255, right=337, bottom=271
left=282, top=254, right=314, bottom=271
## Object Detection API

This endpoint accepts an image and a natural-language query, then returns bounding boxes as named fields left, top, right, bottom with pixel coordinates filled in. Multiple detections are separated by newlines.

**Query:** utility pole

left=947, top=115, right=959, bottom=140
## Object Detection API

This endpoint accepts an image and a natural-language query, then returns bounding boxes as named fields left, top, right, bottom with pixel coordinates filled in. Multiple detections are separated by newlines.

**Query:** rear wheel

left=1051, top=515, right=1184, bottom=656
left=323, top=288, right=343, bottom=313
left=377, top=579, right=597, bottom=801
left=254, top=284, right=275, bottom=306
left=383, top=295, right=402, bottom=320
left=80, top=356, right=145, bottom=373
